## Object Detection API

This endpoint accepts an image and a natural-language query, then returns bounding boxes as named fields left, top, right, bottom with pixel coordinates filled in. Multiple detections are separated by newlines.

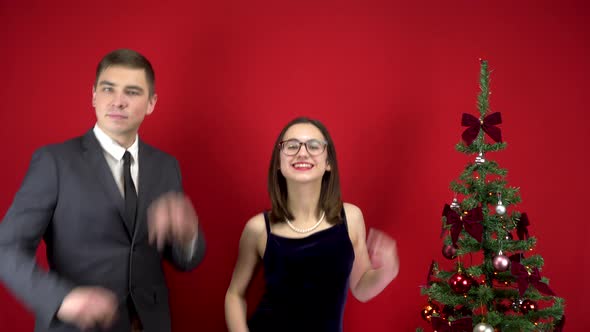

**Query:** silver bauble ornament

left=475, top=152, right=486, bottom=164
left=473, top=323, right=494, bottom=332
left=493, top=251, right=510, bottom=272
left=495, top=201, right=506, bottom=215
left=450, top=198, right=460, bottom=210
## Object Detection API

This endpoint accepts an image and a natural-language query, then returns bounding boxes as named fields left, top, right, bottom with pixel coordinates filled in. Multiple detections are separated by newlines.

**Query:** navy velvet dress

left=248, top=210, right=355, bottom=332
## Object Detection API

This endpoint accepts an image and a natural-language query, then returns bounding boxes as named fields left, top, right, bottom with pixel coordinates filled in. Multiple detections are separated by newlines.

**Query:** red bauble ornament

left=421, top=303, right=439, bottom=322
left=442, top=244, right=457, bottom=259
left=449, top=272, right=473, bottom=294
left=520, top=299, right=538, bottom=314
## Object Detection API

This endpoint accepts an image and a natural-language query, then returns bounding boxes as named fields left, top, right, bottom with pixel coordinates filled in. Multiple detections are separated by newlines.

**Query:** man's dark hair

left=95, top=49, right=155, bottom=96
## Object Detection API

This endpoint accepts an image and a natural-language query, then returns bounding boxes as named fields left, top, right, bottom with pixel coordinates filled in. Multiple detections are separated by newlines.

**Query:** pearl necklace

left=285, top=211, right=326, bottom=234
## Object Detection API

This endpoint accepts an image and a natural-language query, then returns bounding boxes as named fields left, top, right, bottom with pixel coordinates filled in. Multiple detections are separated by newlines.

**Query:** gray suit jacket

left=0, top=130, right=206, bottom=332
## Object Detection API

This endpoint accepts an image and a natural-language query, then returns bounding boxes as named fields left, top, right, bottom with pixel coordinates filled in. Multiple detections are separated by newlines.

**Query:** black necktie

left=123, top=151, right=137, bottom=232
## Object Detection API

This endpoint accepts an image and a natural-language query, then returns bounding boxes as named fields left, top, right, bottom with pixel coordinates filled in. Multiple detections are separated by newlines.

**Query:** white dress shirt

left=93, top=124, right=139, bottom=198
left=92, top=124, right=196, bottom=258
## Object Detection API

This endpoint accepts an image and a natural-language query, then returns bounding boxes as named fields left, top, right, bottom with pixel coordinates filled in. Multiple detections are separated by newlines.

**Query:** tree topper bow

left=461, top=112, right=502, bottom=145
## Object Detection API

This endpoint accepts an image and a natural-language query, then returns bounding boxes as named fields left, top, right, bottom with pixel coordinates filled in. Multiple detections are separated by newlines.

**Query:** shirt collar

left=93, top=124, right=139, bottom=162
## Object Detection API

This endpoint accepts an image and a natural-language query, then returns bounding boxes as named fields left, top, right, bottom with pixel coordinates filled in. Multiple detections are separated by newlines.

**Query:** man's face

left=92, top=65, right=157, bottom=144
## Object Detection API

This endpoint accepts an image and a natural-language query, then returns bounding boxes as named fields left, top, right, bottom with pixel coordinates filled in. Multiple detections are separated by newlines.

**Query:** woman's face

left=279, top=123, right=331, bottom=184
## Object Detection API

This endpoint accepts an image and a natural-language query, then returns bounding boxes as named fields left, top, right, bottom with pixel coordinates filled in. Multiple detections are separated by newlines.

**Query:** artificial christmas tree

left=417, top=60, right=565, bottom=332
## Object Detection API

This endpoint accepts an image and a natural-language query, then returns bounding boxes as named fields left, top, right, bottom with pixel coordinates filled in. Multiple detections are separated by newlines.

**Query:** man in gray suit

left=0, top=49, right=206, bottom=332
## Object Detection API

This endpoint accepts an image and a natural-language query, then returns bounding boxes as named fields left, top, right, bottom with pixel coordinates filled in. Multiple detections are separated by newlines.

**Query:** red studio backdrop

left=1, top=1, right=588, bottom=331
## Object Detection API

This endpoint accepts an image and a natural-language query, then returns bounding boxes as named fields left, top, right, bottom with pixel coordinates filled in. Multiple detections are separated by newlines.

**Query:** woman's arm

left=345, top=203, right=400, bottom=302
left=225, top=214, right=266, bottom=332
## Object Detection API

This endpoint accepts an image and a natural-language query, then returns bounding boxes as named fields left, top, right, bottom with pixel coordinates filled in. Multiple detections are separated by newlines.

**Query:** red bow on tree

left=441, top=204, right=453, bottom=238
left=554, top=315, right=566, bottom=332
left=516, top=213, right=530, bottom=240
left=511, top=261, right=555, bottom=296
left=461, top=112, right=502, bottom=145
left=431, top=317, right=473, bottom=332
left=509, top=253, right=523, bottom=263
left=443, top=204, right=483, bottom=246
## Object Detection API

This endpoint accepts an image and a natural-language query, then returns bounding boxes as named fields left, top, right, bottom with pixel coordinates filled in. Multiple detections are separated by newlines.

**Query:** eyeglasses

left=278, top=139, right=328, bottom=156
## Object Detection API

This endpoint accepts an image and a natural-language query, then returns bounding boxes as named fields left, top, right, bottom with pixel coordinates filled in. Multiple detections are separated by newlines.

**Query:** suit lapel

left=81, top=130, right=134, bottom=238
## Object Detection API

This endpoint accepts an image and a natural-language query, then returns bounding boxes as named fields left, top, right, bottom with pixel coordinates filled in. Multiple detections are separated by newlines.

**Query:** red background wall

left=1, top=0, right=587, bottom=330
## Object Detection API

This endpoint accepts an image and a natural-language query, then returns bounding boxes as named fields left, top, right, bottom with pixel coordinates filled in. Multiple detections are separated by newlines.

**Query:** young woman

left=225, top=117, right=399, bottom=332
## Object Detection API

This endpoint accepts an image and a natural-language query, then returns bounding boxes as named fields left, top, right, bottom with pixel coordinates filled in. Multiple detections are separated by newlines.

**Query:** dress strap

left=263, top=210, right=272, bottom=235
left=340, top=207, right=348, bottom=226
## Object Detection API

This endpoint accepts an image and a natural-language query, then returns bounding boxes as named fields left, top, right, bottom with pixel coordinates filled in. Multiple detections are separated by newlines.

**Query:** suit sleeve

left=162, top=158, right=206, bottom=271
left=0, top=148, right=75, bottom=328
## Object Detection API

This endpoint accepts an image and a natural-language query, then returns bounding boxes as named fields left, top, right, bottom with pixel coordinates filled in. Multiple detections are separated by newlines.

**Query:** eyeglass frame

left=278, top=138, right=329, bottom=156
